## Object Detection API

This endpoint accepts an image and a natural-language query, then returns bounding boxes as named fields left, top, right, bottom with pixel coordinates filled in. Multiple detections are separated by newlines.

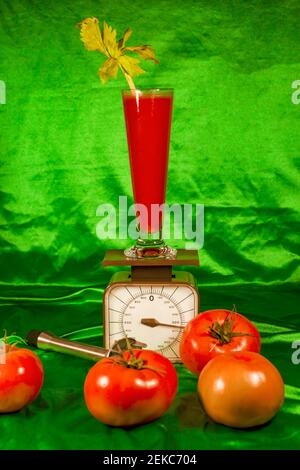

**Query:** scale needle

left=141, top=318, right=183, bottom=329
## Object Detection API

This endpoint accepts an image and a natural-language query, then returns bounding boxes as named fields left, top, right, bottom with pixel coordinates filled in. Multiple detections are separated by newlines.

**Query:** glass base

left=124, top=243, right=177, bottom=260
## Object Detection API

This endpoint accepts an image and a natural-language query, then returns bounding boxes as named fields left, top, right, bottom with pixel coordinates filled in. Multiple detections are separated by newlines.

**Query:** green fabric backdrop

left=0, top=0, right=299, bottom=450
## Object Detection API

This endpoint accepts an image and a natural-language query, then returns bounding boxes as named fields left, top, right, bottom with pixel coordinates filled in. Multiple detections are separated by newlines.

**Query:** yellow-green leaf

left=118, top=28, right=132, bottom=48
left=98, top=58, right=119, bottom=83
left=118, top=55, right=145, bottom=77
left=125, top=45, right=159, bottom=63
left=78, top=17, right=106, bottom=54
left=103, top=21, right=120, bottom=58
left=78, top=18, right=158, bottom=87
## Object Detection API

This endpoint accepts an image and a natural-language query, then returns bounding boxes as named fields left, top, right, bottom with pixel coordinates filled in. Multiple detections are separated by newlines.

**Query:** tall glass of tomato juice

left=122, top=88, right=175, bottom=258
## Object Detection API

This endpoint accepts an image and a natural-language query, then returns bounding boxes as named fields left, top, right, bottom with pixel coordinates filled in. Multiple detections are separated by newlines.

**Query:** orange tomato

left=198, top=352, right=284, bottom=428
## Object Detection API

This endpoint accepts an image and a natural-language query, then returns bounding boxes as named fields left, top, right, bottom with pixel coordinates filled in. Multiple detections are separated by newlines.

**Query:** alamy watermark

left=0, top=340, right=6, bottom=364
left=291, top=340, right=300, bottom=365
left=291, top=80, right=300, bottom=105
left=0, top=80, right=6, bottom=105
left=96, top=196, right=204, bottom=249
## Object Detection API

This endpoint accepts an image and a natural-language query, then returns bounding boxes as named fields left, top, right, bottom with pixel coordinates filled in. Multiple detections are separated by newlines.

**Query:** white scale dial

left=105, top=284, right=197, bottom=361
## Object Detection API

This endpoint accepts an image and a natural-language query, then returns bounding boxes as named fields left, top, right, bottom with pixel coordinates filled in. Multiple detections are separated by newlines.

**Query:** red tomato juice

left=122, top=90, right=173, bottom=234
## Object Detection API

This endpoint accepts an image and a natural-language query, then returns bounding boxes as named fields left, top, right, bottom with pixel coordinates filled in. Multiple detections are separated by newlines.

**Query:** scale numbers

left=104, top=284, right=197, bottom=362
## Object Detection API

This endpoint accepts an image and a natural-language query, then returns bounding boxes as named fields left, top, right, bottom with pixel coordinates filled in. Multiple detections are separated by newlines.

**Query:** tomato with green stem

left=84, top=349, right=178, bottom=427
left=180, top=308, right=261, bottom=375
left=0, top=336, right=44, bottom=413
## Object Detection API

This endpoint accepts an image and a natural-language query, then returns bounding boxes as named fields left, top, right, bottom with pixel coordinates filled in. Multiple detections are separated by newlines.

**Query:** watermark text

left=291, top=80, right=300, bottom=105
left=0, top=80, right=6, bottom=105
left=291, top=340, right=300, bottom=365
left=96, top=196, right=204, bottom=249
left=0, top=340, right=6, bottom=364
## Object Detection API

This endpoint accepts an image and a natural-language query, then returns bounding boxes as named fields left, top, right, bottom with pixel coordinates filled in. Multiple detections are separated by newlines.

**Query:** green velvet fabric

left=0, top=0, right=299, bottom=450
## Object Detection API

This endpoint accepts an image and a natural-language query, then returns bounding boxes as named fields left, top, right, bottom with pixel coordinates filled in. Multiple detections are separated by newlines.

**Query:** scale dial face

left=104, top=283, right=198, bottom=362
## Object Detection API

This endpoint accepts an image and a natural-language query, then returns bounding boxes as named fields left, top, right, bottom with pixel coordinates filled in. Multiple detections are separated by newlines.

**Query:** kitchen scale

left=102, top=249, right=199, bottom=362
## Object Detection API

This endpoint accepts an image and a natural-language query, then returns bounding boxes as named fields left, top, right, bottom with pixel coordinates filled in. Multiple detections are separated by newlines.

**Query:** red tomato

left=198, top=352, right=284, bottom=428
left=180, top=309, right=261, bottom=374
left=84, top=349, right=178, bottom=427
left=0, top=345, right=44, bottom=413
